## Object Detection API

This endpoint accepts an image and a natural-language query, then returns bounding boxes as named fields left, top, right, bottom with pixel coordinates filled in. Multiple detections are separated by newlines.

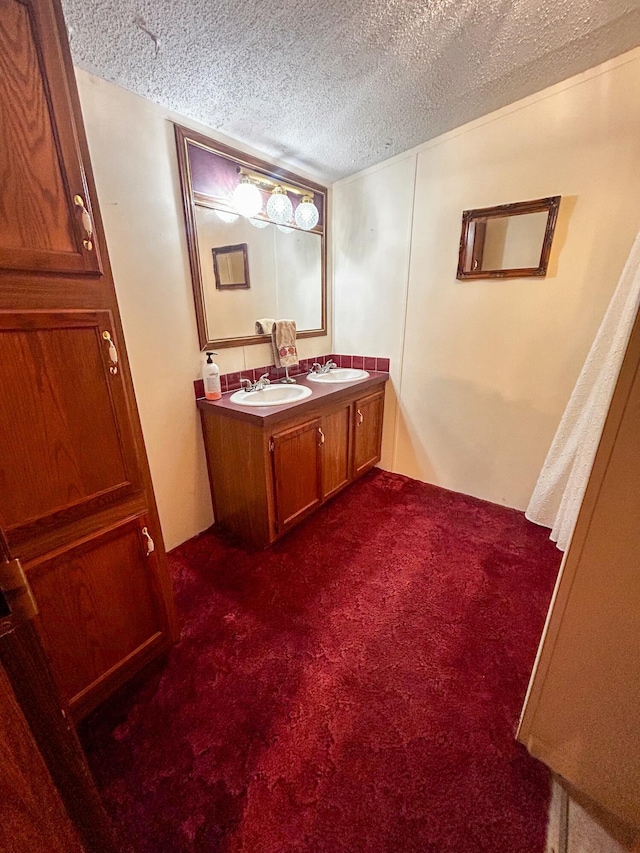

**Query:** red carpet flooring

left=81, top=470, right=561, bottom=853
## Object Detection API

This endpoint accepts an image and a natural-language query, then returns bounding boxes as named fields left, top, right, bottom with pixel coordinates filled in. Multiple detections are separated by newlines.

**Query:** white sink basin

left=229, top=384, right=312, bottom=407
left=307, top=368, right=369, bottom=384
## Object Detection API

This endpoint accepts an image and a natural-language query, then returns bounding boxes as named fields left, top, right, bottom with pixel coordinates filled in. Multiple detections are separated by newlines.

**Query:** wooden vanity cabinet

left=199, top=378, right=386, bottom=549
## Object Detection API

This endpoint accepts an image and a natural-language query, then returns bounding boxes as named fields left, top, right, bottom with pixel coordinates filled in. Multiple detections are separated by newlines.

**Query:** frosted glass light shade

left=215, top=209, right=239, bottom=223
left=266, top=187, right=293, bottom=224
left=249, top=217, right=269, bottom=229
left=294, top=196, right=319, bottom=231
left=277, top=223, right=294, bottom=233
left=232, top=178, right=262, bottom=218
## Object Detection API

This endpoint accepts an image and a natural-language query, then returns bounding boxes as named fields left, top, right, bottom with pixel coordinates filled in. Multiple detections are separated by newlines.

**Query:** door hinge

left=0, top=558, right=38, bottom=638
left=269, top=437, right=275, bottom=452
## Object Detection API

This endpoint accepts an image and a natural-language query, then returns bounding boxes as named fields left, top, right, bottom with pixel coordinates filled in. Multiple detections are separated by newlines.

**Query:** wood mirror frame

left=457, top=196, right=561, bottom=280
left=174, top=124, right=327, bottom=350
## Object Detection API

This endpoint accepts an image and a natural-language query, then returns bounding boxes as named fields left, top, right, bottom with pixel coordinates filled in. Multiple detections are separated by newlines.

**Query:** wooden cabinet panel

left=272, top=418, right=322, bottom=532
left=0, top=311, right=140, bottom=545
left=353, top=391, right=384, bottom=476
left=27, top=515, right=168, bottom=717
left=320, top=404, right=351, bottom=500
left=0, top=0, right=101, bottom=276
left=200, top=411, right=273, bottom=549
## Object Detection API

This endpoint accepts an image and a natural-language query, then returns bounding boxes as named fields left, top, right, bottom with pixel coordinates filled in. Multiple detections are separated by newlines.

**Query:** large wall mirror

left=175, top=125, right=327, bottom=349
left=457, top=196, right=561, bottom=280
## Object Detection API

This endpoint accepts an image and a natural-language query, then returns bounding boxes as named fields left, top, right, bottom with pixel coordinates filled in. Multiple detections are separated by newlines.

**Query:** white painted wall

left=333, top=47, right=640, bottom=510
left=76, top=71, right=331, bottom=549
left=78, top=47, right=640, bottom=545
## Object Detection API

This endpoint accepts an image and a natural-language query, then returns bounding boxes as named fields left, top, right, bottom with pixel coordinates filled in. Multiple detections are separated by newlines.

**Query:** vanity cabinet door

left=271, top=418, right=322, bottom=533
left=353, top=390, right=385, bottom=477
left=26, top=514, right=169, bottom=720
left=320, top=404, right=351, bottom=500
left=0, top=0, right=102, bottom=276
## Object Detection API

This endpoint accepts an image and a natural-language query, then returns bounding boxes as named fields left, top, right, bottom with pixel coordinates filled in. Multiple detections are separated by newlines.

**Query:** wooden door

left=0, top=661, right=85, bottom=853
left=28, top=514, right=167, bottom=719
left=320, top=404, right=351, bottom=500
left=272, top=419, right=322, bottom=533
left=353, top=391, right=384, bottom=477
left=0, top=0, right=102, bottom=276
left=0, top=311, right=140, bottom=549
left=0, top=528, right=118, bottom=852
left=518, top=304, right=640, bottom=831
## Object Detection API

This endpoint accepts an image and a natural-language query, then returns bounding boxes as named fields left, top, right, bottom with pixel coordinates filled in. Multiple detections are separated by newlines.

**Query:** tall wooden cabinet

left=0, top=0, right=178, bottom=721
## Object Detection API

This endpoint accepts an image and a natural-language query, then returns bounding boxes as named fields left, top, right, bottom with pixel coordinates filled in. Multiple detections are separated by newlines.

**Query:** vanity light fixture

left=233, top=169, right=319, bottom=232
left=232, top=176, right=262, bottom=219
left=294, top=195, right=319, bottom=231
left=266, top=186, right=293, bottom=225
left=215, top=210, right=239, bottom=223
left=277, top=222, right=294, bottom=233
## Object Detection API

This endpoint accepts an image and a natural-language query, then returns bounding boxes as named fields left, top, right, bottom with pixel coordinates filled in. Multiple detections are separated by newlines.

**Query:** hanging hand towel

left=255, top=318, right=275, bottom=335
left=271, top=319, right=299, bottom=368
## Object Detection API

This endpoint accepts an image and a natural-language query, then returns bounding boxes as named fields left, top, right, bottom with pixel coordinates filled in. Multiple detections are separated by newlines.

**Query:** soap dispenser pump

left=203, top=352, right=221, bottom=401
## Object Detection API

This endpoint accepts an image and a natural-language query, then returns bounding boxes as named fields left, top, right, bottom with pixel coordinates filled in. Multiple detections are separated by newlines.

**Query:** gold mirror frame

left=457, top=196, right=561, bottom=280
left=174, top=124, right=328, bottom=350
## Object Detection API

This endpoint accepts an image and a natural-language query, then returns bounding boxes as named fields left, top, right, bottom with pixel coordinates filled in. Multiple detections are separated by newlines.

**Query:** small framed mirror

left=457, top=196, right=560, bottom=280
left=212, top=243, right=250, bottom=290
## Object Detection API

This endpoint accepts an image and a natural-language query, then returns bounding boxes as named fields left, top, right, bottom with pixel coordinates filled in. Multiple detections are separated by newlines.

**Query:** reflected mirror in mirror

left=198, top=210, right=322, bottom=341
left=457, top=196, right=560, bottom=280
left=212, top=243, right=250, bottom=290
left=175, top=124, right=327, bottom=349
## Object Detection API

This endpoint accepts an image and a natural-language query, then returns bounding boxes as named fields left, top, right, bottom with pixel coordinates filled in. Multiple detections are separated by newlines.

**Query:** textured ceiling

left=62, top=0, right=640, bottom=182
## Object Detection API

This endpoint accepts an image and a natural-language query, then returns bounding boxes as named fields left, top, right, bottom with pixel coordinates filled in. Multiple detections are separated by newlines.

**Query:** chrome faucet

left=241, top=373, right=271, bottom=392
left=309, top=360, right=337, bottom=375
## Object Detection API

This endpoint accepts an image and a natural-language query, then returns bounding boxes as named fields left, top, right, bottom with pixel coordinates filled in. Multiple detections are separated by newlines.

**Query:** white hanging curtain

left=526, top=231, right=640, bottom=551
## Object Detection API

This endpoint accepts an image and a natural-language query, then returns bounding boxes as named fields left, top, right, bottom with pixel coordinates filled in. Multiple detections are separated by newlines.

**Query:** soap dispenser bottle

left=203, top=352, right=221, bottom=401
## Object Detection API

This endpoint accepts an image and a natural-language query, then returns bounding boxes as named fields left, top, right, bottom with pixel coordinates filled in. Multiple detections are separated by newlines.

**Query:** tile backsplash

left=194, top=354, right=390, bottom=398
